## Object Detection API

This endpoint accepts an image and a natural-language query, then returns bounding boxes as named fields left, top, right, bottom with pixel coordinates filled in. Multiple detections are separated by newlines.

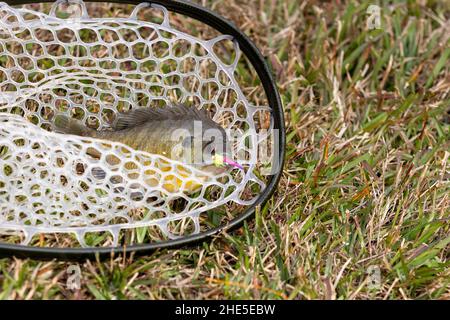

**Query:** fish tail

left=53, top=115, right=94, bottom=137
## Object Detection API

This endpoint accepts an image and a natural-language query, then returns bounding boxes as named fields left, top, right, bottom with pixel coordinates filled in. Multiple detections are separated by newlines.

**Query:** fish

left=53, top=104, right=242, bottom=194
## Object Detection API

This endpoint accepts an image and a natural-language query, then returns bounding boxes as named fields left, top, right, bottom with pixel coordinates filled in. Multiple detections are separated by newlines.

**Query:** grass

left=0, top=0, right=449, bottom=299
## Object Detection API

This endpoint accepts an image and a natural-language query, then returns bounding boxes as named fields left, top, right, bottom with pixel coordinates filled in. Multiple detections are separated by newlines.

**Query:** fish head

left=178, top=119, right=242, bottom=175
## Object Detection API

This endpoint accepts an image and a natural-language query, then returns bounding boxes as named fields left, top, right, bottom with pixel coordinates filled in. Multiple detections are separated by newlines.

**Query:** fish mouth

left=198, top=156, right=243, bottom=175
left=222, top=156, right=243, bottom=170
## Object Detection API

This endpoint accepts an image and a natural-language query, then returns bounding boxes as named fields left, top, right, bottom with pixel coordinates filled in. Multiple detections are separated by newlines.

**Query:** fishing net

left=0, top=0, right=282, bottom=254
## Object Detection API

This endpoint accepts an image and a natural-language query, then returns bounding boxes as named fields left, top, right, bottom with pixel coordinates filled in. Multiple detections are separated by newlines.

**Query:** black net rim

left=0, top=0, right=285, bottom=261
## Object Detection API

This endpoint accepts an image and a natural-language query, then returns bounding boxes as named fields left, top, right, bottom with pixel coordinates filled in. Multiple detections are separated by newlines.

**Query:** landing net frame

left=0, top=0, right=285, bottom=260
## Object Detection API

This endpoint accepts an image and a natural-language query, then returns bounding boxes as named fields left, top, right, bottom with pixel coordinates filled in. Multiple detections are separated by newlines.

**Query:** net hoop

left=0, top=0, right=285, bottom=260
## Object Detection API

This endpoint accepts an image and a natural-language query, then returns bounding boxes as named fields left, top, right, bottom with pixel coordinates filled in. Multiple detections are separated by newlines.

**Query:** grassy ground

left=0, top=0, right=449, bottom=299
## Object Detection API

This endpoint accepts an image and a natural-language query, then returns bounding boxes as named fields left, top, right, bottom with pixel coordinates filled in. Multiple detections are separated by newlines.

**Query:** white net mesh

left=0, top=0, right=273, bottom=247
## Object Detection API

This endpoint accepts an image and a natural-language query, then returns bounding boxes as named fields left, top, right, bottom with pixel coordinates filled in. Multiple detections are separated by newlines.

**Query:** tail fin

left=53, top=115, right=93, bottom=137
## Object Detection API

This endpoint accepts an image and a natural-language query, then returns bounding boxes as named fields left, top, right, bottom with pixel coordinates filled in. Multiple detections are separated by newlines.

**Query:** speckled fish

left=53, top=104, right=242, bottom=193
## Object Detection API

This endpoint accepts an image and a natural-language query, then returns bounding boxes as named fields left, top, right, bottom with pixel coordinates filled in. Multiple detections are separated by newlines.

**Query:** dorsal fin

left=111, top=103, right=212, bottom=131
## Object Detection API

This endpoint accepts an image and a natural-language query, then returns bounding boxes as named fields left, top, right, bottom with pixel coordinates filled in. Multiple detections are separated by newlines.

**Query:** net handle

left=0, top=0, right=286, bottom=261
